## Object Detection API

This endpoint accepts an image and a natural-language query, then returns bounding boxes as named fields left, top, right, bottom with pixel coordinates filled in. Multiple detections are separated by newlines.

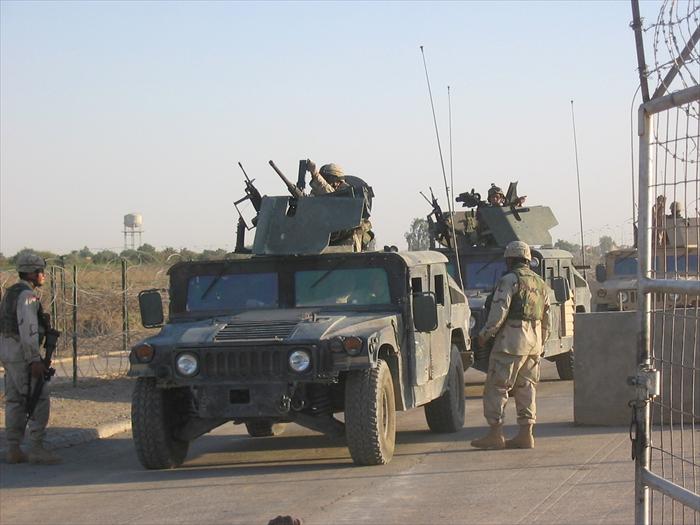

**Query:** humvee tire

left=132, top=378, right=190, bottom=469
left=245, top=421, right=287, bottom=437
left=555, top=350, right=574, bottom=380
left=424, top=345, right=465, bottom=433
left=345, top=359, right=396, bottom=465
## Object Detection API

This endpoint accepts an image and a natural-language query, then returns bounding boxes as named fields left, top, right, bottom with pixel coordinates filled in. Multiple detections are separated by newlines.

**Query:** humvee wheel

left=245, top=421, right=287, bottom=437
left=345, top=359, right=396, bottom=465
left=425, top=345, right=465, bottom=433
left=132, top=378, right=190, bottom=469
left=555, top=350, right=574, bottom=380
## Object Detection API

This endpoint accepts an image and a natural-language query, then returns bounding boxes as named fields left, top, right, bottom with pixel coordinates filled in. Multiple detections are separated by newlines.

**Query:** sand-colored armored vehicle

left=128, top=161, right=473, bottom=469
left=425, top=185, right=591, bottom=380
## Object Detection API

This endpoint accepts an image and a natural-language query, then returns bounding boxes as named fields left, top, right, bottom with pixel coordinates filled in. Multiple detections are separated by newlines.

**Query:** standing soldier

left=0, top=253, right=61, bottom=464
left=471, top=241, right=550, bottom=450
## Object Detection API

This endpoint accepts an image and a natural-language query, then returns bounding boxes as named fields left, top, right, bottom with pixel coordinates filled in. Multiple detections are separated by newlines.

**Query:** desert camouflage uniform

left=309, top=168, right=370, bottom=252
left=0, top=281, right=50, bottom=448
left=478, top=263, right=550, bottom=426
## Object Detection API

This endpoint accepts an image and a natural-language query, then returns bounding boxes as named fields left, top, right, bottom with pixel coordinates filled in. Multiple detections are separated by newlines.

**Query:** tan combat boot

left=470, top=423, right=505, bottom=449
left=6, top=445, right=28, bottom=464
left=505, top=424, right=535, bottom=449
left=28, top=446, right=62, bottom=465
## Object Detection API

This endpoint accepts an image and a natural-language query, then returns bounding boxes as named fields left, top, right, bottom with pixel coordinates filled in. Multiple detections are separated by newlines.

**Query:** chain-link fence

left=631, top=1, right=700, bottom=523
left=0, top=259, right=169, bottom=385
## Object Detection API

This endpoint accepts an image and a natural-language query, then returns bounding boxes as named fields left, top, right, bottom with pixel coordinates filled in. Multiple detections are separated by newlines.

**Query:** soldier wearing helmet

left=471, top=240, right=551, bottom=450
left=0, top=252, right=61, bottom=464
left=668, top=201, right=684, bottom=219
left=487, top=184, right=506, bottom=206
left=305, top=159, right=373, bottom=252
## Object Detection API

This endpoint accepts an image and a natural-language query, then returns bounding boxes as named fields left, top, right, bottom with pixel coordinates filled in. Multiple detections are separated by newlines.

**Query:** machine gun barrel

left=237, top=162, right=262, bottom=212
left=269, top=160, right=304, bottom=199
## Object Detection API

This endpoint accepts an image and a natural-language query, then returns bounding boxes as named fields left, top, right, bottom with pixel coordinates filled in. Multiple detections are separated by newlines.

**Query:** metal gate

left=631, top=1, right=700, bottom=523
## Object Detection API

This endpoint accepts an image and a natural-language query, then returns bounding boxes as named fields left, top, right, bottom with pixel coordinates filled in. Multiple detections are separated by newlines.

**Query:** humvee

left=595, top=246, right=698, bottom=311
left=129, top=168, right=472, bottom=469
left=425, top=186, right=591, bottom=380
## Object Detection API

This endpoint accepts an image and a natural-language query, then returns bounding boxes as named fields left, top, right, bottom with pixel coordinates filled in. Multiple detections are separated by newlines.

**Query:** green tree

left=598, top=235, right=615, bottom=254
left=554, top=239, right=580, bottom=254
left=404, top=218, right=430, bottom=251
left=93, top=250, right=119, bottom=264
left=78, top=246, right=94, bottom=259
left=200, top=249, right=228, bottom=260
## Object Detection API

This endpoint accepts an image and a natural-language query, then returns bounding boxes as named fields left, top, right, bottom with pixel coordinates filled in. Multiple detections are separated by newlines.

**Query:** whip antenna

left=448, top=85, right=454, bottom=205
left=419, top=46, right=463, bottom=287
left=570, top=99, right=586, bottom=273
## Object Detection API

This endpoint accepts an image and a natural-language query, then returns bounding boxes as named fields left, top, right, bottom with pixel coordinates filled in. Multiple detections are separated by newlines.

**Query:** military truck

left=594, top=248, right=638, bottom=311
left=595, top=246, right=698, bottom=311
left=425, top=185, right=591, bottom=380
left=128, top=163, right=473, bottom=469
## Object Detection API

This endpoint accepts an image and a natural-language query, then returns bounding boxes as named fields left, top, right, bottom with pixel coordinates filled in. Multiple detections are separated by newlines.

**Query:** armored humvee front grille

left=214, top=320, right=299, bottom=342
left=202, top=348, right=289, bottom=379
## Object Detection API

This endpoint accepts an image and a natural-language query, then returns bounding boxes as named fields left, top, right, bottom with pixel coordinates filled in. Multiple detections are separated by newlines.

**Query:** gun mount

left=234, top=159, right=374, bottom=256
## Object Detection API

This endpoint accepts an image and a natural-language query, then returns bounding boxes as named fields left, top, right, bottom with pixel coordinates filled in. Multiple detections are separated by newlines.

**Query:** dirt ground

left=0, top=375, right=133, bottom=444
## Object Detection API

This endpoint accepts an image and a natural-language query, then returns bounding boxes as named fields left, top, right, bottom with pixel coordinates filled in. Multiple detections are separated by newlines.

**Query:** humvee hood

left=160, top=309, right=396, bottom=345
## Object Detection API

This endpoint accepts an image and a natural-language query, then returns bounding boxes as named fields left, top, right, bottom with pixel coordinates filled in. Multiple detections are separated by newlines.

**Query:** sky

left=1, top=0, right=660, bottom=255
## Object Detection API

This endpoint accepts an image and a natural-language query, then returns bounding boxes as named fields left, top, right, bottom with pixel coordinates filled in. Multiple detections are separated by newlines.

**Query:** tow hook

left=279, top=394, right=291, bottom=413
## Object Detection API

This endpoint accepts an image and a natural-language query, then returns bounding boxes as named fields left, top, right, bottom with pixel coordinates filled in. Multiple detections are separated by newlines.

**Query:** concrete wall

left=574, top=311, right=699, bottom=425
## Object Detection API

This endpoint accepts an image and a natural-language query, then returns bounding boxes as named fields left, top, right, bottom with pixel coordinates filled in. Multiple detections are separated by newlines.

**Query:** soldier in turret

left=471, top=241, right=551, bottom=450
left=305, top=160, right=373, bottom=252
left=487, top=184, right=506, bottom=206
left=0, top=253, right=61, bottom=464
left=668, top=201, right=684, bottom=219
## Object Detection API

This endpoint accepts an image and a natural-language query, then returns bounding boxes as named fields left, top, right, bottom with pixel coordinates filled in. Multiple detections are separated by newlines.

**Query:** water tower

left=123, top=213, right=144, bottom=250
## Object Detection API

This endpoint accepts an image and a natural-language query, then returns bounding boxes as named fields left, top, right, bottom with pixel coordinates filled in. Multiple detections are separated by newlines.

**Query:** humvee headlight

left=619, top=291, right=630, bottom=303
left=176, top=353, right=199, bottom=376
left=469, top=317, right=476, bottom=331
left=133, top=343, right=155, bottom=363
left=289, top=350, right=311, bottom=372
left=597, top=289, right=607, bottom=298
left=343, top=336, right=363, bottom=356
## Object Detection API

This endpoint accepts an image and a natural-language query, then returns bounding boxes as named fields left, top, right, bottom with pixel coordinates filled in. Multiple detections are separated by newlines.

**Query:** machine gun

left=456, top=188, right=486, bottom=208
left=233, top=162, right=263, bottom=253
left=26, top=311, right=60, bottom=420
left=269, top=160, right=305, bottom=200
left=420, top=187, right=450, bottom=246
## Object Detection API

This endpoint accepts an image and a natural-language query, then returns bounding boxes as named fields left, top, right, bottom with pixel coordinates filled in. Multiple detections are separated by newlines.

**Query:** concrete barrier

left=574, top=311, right=698, bottom=425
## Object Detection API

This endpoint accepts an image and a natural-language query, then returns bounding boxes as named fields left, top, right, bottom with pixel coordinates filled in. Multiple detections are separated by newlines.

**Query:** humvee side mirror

left=138, top=289, right=164, bottom=328
left=551, top=277, right=570, bottom=303
left=413, top=292, right=438, bottom=332
left=595, top=264, right=606, bottom=283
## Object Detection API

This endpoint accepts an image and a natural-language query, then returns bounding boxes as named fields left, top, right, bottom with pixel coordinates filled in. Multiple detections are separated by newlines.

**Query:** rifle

left=26, top=310, right=60, bottom=420
left=236, top=162, right=263, bottom=213
left=420, top=187, right=450, bottom=245
left=269, top=160, right=304, bottom=200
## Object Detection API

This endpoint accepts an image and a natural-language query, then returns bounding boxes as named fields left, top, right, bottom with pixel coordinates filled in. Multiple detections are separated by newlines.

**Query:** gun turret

left=269, top=160, right=304, bottom=200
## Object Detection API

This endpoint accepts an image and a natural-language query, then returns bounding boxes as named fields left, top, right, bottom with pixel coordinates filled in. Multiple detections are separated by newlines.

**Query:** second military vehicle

left=425, top=184, right=591, bottom=380
left=128, top=161, right=473, bottom=469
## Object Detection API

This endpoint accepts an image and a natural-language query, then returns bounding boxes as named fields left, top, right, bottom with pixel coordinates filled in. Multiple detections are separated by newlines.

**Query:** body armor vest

left=0, top=282, right=32, bottom=336
left=507, top=266, right=547, bottom=321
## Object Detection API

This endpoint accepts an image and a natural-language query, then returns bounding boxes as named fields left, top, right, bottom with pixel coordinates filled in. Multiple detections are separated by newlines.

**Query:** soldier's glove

left=30, top=361, right=47, bottom=379
left=305, top=159, right=317, bottom=175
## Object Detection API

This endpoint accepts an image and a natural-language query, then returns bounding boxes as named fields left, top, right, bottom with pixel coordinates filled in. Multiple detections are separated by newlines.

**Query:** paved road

left=0, top=362, right=633, bottom=525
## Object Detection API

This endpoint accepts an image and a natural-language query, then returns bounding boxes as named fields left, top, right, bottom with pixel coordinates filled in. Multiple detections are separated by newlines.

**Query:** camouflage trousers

left=483, top=351, right=540, bottom=426
left=3, top=361, right=50, bottom=447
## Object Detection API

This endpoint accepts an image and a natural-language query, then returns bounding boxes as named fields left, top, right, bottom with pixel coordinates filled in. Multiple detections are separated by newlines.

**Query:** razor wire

left=0, top=256, right=170, bottom=384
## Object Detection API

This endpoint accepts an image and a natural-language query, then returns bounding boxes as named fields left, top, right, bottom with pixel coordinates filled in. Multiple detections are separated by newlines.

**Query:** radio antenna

left=420, top=45, right=463, bottom=287
left=570, top=99, right=587, bottom=273
left=448, top=85, right=454, bottom=205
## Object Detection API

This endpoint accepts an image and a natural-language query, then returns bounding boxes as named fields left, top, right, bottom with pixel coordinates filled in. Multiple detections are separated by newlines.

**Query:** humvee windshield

left=295, top=268, right=391, bottom=307
left=611, top=254, right=698, bottom=277
left=613, top=255, right=638, bottom=276
left=183, top=267, right=392, bottom=312
left=186, top=273, right=279, bottom=312
left=448, top=259, right=507, bottom=290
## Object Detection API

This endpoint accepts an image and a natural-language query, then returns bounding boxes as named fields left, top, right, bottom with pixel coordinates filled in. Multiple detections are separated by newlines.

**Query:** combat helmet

left=670, top=201, right=683, bottom=215
left=319, top=163, right=345, bottom=182
left=16, top=252, right=46, bottom=273
left=504, top=240, right=531, bottom=261
left=487, top=183, right=504, bottom=200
